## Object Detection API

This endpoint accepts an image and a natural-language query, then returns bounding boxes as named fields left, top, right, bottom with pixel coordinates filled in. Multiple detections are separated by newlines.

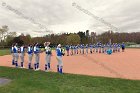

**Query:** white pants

left=28, top=54, right=33, bottom=63
left=56, top=56, right=63, bottom=67
left=14, top=53, right=19, bottom=62
left=20, top=53, right=24, bottom=62
left=12, top=53, right=15, bottom=61
left=86, top=48, right=88, bottom=54
left=45, top=54, right=51, bottom=64
left=90, top=48, right=92, bottom=52
left=35, top=53, right=40, bottom=64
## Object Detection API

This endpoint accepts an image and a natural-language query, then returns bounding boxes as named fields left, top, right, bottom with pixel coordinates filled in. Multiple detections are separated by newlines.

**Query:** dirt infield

left=0, top=48, right=140, bottom=80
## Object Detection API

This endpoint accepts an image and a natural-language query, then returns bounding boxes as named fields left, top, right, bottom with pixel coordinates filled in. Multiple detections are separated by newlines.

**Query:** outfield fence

left=0, top=46, right=11, bottom=49
left=127, top=44, right=140, bottom=48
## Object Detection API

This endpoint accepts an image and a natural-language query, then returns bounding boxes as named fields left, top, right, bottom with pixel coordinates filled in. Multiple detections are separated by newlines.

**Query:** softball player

left=44, top=42, right=52, bottom=72
left=99, top=43, right=102, bottom=53
left=56, top=44, right=64, bottom=74
left=107, top=48, right=112, bottom=55
left=85, top=44, right=88, bottom=54
left=113, top=43, right=115, bottom=53
left=19, top=45, right=25, bottom=68
left=13, top=43, right=19, bottom=67
left=11, top=44, right=15, bottom=65
left=70, top=45, right=73, bottom=56
left=101, top=44, right=104, bottom=53
left=34, top=43, right=40, bottom=71
left=107, top=43, right=113, bottom=55
left=121, top=43, right=125, bottom=52
left=76, top=45, right=79, bottom=54
left=74, top=45, right=77, bottom=55
left=115, top=43, right=118, bottom=52
left=80, top=44, right=82, bottom=54
left=117, top=44, right=121, bottom=52
left=93, top=44, right=95, bottom=52
left=95, top=43, right=98, bottom=53
left=66, top=45, right=70, bottom=56
left=104, top=44, right=107, bottom=53
left=82, top=44, right=85, bottom=54
left=89, top=44, right=93, bottom=54
left=27, top=44, right=33, bottom=69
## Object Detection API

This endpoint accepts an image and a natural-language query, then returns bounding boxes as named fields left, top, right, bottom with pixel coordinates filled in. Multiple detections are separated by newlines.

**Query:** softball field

left=0, top=48, right=140, bottom=80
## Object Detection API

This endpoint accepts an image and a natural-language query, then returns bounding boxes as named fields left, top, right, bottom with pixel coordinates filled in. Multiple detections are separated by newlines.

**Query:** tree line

left=0, top=25, right=140, bottom=48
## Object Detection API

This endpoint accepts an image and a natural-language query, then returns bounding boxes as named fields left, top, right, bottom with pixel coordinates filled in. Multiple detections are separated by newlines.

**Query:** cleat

left=20, top=66, right=26, bottom=69
left=45, top=70, right=50, bottom=72
left=36, top=68, right=40, bottom=71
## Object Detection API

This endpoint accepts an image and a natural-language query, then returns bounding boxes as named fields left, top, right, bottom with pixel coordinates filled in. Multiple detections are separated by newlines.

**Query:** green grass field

left=0, top=67, right=140, bottom=93
left=0, top=49, right=10, bottom=56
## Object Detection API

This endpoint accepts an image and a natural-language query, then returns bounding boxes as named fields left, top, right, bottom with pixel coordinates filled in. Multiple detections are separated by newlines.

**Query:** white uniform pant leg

left=57, top=56, right=63, bottom=68
left=14, top=53, right=19, bottom=62
left=46, top=54, right=51, bottom=64
left=12, top=53, right=15, bottom=61
left=28, top=54, right=33, bottom=63
left=20, top=53, right=24, bottom=62
left=86, top=48, right=88, bottom=54
left=35, top=54, right=38, bottom=64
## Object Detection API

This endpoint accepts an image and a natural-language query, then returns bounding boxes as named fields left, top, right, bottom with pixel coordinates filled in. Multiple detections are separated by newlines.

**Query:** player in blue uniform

left=19, top=44, right=25, bottom=68
left=13, top=43, right=19, bottom=67
left=76, top=45, right=79, bottom=54
left=74, top=45, right=77, bottom=55
left=99, top=42, right=102, bottom=53
left=112, top=43, right=115, bottom=53
left=89, top=44, right=93, bottom=54
left=11, top=43, right=15, bottom=65
left=66, top=45, right=70, bottom=56
left=93, top=44, right=95, bottom=52
left=101, top=44, right=105, bottom=53
left=27, top=44, right=33, bottom=69
left=44, top=42, right=52, bottom=72
left=117, top=44, right=121, bottom=52
left=80, top=44, right=82, bottom=54
left=115, top=43, right=118, bottom=52
left=107, top=43, right=113, bottom=55
left=95, top=43, right=98, bottom=53
left=104, top=44, right=107, bottom=53
left=82, top=44, right=85, bottom=54
left=70, top=45, right=73, bottom=56
left=121, top=42, right=125, bottom=52
left=56, top=44, right=65, bottom=74
left=34, top=43, right=40, bottom=71
left=85, top=44, right=88, bottom=54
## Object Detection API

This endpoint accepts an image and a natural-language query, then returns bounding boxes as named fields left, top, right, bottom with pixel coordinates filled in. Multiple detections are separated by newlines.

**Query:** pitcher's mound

left=0, top=78, right=11, bottom=86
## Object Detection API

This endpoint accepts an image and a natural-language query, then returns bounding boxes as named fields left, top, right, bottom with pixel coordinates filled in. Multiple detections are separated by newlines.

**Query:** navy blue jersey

left=121, top=44, right=125, bottom=48
left=66, top=46, right=70, bottom=50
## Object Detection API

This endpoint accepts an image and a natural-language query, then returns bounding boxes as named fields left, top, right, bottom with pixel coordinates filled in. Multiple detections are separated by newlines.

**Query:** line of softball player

left=65, top=42, right=125, bottom=56
left=11, top=42, right=65, bottom=74
left=11, top=42, right=125, bottom=73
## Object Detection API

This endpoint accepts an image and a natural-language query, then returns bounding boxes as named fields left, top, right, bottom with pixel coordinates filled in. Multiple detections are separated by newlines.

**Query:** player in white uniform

left=56, top=44, right=65, bottom=74
left=11, top=43, right=15, bottom=65
left=13, top=43, right=19, bottom=67
left=19, top=45, right=25, bottom=68
left=34, top=43, right=40, bottom=71
left=44, top=42, right=52, bottom=72
left=27, top=44, right=33, bottom=69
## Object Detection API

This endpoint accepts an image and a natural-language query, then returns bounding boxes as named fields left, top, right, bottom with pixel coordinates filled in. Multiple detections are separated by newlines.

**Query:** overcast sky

left=0, top=0, right=140, bottom=36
